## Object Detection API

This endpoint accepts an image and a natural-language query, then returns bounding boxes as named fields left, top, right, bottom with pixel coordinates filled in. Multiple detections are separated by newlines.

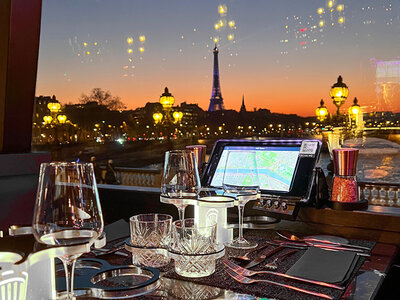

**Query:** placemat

left=286, top=247, right=358, bottom=284
left=162, top=235, right=375, bottom=300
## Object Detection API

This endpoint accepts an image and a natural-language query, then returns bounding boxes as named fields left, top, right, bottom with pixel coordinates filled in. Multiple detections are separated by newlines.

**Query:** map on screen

left=210, top=146, right=300, bottom=192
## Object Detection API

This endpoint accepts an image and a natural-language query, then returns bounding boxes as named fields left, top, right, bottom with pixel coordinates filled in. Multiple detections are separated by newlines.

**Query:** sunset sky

left=36, top=0, right=400, bottom=116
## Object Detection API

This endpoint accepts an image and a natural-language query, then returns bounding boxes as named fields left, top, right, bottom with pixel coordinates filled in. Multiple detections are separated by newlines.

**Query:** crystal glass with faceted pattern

left=170, top=219, right=218, bottom=278
left=129, top=214, right=172, bottom=267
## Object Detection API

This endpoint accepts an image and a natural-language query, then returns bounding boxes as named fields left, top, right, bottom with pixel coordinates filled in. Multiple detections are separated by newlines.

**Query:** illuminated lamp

left=159, top=87, right=175, bottom=108
left=330, top=75, right=349, bottom=115
left=173, top=111, right=183, bottom=123
left=349, top=97, right=360, bottom=115
left=315, top=99, right=328, bottom=121
left=153, top=113, right=163, bottom=124
left=57, top=115, right=67, bottom=124
left=43, top=115, right=53, bottom=124
left=47, top=102, right=61, bottom=113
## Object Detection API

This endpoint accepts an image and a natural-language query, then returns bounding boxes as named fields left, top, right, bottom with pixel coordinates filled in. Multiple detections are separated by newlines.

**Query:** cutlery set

left=225, top=268, right=334, bottom=300
left=276, top=231, right=370, bottom=255
left=224, top=232, right=371, bottom=299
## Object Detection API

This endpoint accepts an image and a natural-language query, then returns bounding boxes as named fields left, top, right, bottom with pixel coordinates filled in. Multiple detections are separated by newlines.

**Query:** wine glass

left=161, top=150, right=201, bottom=221
left=32, top=162, right=104, bottom=299
left=223, top=150, right=259, bottom=249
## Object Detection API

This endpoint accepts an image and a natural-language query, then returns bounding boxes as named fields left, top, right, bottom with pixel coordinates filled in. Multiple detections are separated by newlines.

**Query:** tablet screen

left=209, top=145, right=300, bottom=192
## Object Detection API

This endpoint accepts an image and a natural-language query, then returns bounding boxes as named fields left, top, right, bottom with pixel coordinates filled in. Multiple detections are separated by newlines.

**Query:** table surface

left=76, top=230, right=398, bottom=300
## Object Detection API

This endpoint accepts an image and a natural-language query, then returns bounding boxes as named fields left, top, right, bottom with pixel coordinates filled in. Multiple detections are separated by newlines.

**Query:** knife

left=243, top=246, right=284, bottom=269
left=273, top=240, right=369, bottom=256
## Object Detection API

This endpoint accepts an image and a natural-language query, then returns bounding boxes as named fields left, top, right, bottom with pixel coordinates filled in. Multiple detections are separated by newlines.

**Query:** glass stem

left=178, top=206, right=185, bottom=221
left=61, top=257, right=77, bottom=300
left=237, top=201, right=245, bottom=242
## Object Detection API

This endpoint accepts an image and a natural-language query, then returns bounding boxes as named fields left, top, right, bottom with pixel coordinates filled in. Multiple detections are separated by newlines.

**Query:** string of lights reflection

left=123, top=34, right=146, bottom=78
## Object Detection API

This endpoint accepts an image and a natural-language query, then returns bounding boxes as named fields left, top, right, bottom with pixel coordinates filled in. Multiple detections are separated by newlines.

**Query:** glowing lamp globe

left=47, top=102, right=61, bottom=113
left=330, top=75, right=349, bottom=114
left=153, top=113, right=163, bottom=124
left=173, top=111, right=183, bottom=122
left=349, top=97, right=360, bottom=115
left=159, top=87, right=175, bottom=108
left=57, top=115, right=67, bottom=124
left=43, top=115, right=53, bottom=124
left=315, top=99, right=328, bottom=121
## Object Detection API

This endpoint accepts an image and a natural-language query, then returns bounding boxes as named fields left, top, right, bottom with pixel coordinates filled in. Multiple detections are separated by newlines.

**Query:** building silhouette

left=208, top=45, right=225, bottom=112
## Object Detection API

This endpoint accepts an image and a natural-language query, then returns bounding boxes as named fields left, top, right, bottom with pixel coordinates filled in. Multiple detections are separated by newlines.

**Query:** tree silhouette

left=79, top=88, right=126, bottom=111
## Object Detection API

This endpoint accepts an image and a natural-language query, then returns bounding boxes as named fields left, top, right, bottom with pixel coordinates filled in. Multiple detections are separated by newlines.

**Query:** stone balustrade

left=112, top=167, right=162, bottom=188
left=359, top=181, right=400, bottom=207
left=105, top=167, right=400, bottom=207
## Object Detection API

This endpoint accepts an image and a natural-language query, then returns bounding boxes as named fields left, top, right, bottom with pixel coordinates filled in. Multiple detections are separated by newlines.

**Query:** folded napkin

left=286, top=247, right=358, bottom=284
left=104, top=219, right=130, bottom=242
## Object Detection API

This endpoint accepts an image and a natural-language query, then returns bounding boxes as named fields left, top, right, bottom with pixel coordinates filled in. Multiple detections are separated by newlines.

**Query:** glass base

left=57, top=291, right=77, bottom=300
left=224, top=238, right=258, bottom=249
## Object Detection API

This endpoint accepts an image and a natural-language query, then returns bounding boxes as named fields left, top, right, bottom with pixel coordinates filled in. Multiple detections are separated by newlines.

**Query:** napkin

left=286, top=247, right=358, bottom=284
left=104, top=219, right=130, bottom=242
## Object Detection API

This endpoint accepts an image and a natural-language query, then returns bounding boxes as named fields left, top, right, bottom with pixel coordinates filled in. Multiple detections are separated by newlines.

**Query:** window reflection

left=34, top=1, right=400, bottom=185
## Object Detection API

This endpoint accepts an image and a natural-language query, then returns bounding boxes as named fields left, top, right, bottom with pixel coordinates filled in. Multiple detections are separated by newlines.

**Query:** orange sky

left=36, top=1, right=400, bottom=117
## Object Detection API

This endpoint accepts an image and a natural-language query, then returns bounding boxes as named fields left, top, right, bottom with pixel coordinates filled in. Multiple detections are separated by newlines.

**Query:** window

left=34, top=0, right=400, bottom=185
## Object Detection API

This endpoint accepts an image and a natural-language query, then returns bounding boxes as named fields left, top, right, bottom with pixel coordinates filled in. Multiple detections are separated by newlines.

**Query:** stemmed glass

left=161, top=150, right=201, bottom=221
left=223, top=151, right=259, bottom=249
left=32, top=162, right=104, bottom=299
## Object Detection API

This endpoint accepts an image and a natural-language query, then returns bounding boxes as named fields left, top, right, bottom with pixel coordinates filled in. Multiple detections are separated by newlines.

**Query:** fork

left=223, top=259, right=344, bottom=290
left=225, top=267, right=333, bottom=299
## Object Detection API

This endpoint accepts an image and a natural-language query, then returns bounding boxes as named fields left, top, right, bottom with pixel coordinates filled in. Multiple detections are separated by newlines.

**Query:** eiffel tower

left=208, top=45, right=225, bottom=112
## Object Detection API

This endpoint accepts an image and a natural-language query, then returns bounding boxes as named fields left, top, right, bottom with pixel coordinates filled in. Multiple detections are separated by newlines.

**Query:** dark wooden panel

left=0, top=0, right=42, bottom=153
left=0, top=152, right=50, bottom=230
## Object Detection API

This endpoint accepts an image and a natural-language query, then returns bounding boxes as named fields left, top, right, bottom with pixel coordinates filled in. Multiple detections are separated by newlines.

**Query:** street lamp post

left=330, top=75, right=349, bottom=117
left=43, top=101, right=69, bottom=143
left=153, top=87, right=183, bottom=139
left=348, top=97, right=362, bottom=131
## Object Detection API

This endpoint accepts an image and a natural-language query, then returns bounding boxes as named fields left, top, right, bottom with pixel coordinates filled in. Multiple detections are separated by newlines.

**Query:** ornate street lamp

left=315, top=99, right=328, bottom=121
left=330, top=75, right=349, bottom=116
left=349, top=97, right=360, bottom=116
left=348, top=97, right=361, bottom=128
left=156, top=87, right=183, bottom=139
